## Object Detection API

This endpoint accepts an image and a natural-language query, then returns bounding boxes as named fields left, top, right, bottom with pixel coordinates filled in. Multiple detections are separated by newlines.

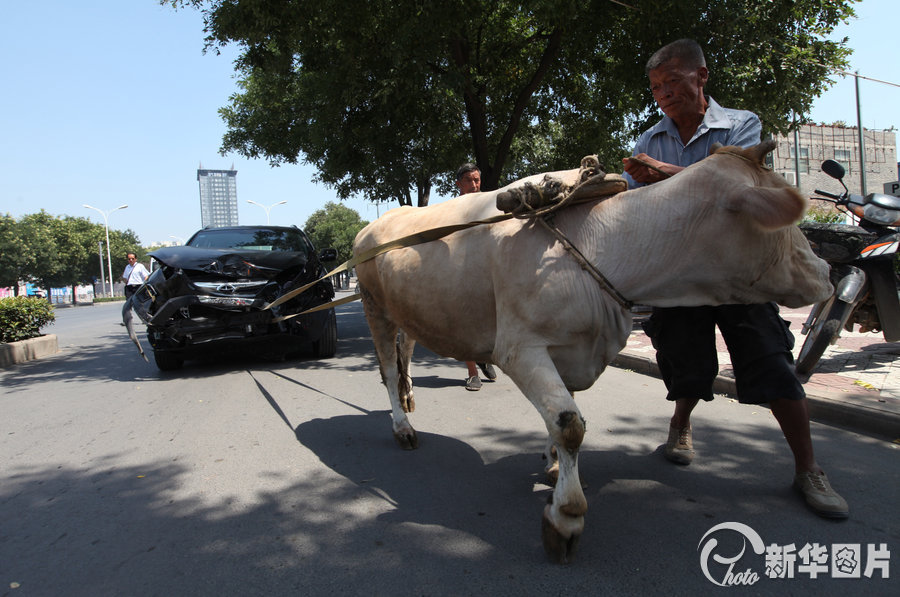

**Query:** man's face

left=456, top=171, right=481, bottom=195
left=648, top=58, right=708, bottom=124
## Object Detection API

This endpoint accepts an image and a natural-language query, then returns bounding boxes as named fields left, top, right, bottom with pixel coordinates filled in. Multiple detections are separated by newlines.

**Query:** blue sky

left=2, top=0, right=898, bottom=246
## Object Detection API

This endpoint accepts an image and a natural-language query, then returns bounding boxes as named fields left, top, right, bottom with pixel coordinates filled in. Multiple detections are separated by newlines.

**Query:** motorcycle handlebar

left=814, top=189, right=843, bottom=201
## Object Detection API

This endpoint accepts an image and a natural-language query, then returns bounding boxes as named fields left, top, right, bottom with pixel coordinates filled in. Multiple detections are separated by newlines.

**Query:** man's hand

left=622, top=153, right=683, bottom=184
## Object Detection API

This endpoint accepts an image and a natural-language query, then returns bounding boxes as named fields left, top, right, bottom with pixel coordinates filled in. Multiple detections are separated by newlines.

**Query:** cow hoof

left=393, top=429, right=418, bottom=450
left=401, top=395, right=416, bottom=413
left=541, top=508, right=580, bottom=564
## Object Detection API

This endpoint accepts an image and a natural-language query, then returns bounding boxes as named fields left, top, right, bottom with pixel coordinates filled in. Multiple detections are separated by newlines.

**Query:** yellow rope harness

left=267, top=161, right=629, bottom=320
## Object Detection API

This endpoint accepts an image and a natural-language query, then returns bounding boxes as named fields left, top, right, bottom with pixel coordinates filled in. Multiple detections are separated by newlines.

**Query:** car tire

left=312, top=310, right=337, bottom=359
left=154, top=350, right=184, bottom=371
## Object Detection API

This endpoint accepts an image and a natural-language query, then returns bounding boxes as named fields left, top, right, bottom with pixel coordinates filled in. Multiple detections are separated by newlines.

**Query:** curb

left=611, top=351, right=900, bottom=440
left=0, top=334, right=59, bottom=368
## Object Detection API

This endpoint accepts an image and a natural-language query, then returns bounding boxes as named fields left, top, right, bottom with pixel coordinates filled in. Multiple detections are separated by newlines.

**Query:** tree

left=0, top=215, right=28, bottom=295
left=304, top=202, right=369, bottom=287
left=168, top=0, right=855, bottom=205
left=39, top=216, right=97, bottom=297
left=16, top=212, right=61, bottom=295
left=6, top=212, right=145, bottom=299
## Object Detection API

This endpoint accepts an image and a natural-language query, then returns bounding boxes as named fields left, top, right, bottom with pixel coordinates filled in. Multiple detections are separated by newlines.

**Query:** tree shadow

left=812, top=340, right=900, bottom=374
left=6, top=296, right=898, bottom=594
left=3, top=404, right=896, bottom=595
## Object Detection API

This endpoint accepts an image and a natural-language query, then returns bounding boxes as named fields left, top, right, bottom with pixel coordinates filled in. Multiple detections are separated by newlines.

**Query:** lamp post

left=83, top=204, right=128, bottom=297
left=97, top=241, right=107, bottom=297
left=169, top=235, right=185, bottom=245
left=246, top=200, right=287, bottom=225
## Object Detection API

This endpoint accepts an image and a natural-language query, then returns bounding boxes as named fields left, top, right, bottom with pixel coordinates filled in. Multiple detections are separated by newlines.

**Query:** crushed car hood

left=149, top=246, right=309, bottom=278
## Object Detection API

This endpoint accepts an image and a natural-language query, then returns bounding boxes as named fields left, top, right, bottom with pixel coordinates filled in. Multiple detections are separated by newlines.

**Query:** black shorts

left=641, top=303, right=805, bottom=404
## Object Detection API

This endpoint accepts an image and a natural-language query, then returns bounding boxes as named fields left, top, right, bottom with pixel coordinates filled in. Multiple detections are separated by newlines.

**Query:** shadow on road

left=3, top=403, right=895, bottom=595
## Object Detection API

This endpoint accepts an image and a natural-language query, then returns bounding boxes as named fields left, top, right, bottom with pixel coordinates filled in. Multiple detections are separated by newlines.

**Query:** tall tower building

left=197, top=166, right=239, bottom=228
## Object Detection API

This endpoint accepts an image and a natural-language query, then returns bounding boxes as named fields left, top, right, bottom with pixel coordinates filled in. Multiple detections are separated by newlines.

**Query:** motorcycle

left=795, top=159, right=900, bottom=377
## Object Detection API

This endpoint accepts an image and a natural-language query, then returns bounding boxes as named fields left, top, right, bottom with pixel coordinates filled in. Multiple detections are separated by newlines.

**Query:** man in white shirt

left=122, top=253, right=150, bottom=298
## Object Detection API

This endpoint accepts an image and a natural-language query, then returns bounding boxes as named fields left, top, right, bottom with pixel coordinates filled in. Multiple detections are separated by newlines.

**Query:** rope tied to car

left=267, top=156, right=632, bottom=319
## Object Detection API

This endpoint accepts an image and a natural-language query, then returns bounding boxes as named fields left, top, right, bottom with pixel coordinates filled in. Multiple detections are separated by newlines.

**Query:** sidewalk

left=612, top=305, right=900, bottom=440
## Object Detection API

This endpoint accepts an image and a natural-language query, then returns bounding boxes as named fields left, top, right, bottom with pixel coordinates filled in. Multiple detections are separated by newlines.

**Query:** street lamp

left=83, top=203, right=128, bottom=297
left=169, top=235, right=185, bottom=245
left=246, top=200, right=287, bottom=224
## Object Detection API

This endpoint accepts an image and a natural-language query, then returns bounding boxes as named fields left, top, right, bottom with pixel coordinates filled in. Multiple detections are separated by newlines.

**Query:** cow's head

left=631, top=140, right=833, bottom=308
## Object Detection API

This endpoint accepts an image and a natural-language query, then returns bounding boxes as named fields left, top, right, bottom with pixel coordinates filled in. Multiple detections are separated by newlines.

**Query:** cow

left=352, top=140, right=833, bottom=563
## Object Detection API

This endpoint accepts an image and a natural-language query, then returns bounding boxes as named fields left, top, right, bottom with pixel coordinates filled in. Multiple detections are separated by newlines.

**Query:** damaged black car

left=124, top=225, right=338, bottom=370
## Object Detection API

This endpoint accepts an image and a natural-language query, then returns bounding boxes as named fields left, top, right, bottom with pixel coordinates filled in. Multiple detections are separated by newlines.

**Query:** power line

left=825, top=67, right=900, bottom=90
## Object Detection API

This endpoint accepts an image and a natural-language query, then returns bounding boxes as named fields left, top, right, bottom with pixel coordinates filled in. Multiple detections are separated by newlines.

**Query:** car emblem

left=216, top=284, right=236, bottom=293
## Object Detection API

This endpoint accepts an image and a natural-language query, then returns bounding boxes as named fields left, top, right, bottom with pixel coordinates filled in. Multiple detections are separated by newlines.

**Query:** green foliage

left=803, top=203, right=845, bottom=224
left=304, top=202, right=369, bottom=264
left=0, top=296, right=55, bottom=343
left=0, top=214, right=28, bottom=292
left=93, top=296, right=127, bottom=304
left=0, top=212, right=144, bottom=293
left=167, top=0, right=856, bottom=205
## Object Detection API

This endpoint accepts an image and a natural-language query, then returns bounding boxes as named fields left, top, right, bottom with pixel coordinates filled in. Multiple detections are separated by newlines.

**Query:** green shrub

left=0, top=296, right=56, bottom=343
left=93, top=296, right=126, bottom=304
left=803, top=203, right=844, bottom=224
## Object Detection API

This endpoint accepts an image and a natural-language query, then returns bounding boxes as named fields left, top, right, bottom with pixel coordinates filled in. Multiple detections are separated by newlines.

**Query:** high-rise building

left=197, top=167, right=239, bottom=228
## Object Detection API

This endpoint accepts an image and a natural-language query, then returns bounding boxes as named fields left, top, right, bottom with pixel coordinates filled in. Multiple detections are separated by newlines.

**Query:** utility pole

left=83, top=204, right=128, bottom=297
left=855, top=71, right=867, bottom=195
left=97, top=241, right=107, bottom=297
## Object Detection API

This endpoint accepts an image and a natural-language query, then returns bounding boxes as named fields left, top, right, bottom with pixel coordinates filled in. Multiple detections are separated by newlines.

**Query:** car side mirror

left=318, top=248, right=338, bottom=262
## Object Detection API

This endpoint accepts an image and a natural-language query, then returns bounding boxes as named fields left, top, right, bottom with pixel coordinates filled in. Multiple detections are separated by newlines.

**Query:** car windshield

left=187, top=228, right=312, bottom=253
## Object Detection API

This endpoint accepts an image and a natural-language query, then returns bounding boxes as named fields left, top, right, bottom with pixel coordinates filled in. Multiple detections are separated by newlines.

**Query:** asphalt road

left=1, top=300, right=898, bottom=596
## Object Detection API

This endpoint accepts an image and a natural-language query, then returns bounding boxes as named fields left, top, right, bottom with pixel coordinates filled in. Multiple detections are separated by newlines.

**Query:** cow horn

left=748, top=139, right=777, bottom=163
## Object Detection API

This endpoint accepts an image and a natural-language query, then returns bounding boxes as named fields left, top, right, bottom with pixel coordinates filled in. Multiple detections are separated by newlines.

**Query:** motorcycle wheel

left=795, top=299, right=853, bottom=376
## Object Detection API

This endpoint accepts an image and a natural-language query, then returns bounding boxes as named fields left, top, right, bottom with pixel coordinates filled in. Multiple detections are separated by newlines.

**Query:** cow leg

left=360, top=290, right=418, bottom=449
left=502, top=350, right=587, bottom=564
left=540, top=410, right=587, bottom=564
left=543, top=441, right=559, bottom=486
left=396, top=328, right=416, bottom=413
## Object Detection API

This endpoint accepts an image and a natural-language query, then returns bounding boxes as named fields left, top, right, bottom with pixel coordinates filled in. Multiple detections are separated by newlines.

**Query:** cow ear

left=728, top=186, right=806, bottom=229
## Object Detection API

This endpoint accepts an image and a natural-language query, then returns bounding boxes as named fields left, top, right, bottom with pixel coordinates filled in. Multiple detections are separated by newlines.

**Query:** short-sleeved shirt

left=629, top=97, right=803, bottom=403
left=624, top=97, right=761, bottom=189
left=124, top=262, right=150, bottom=285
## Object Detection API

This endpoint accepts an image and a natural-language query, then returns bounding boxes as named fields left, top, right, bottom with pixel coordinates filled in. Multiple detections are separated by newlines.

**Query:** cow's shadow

left=293, top=411, right=549, bottom=559
left=290, top=410, right=823, bottom=561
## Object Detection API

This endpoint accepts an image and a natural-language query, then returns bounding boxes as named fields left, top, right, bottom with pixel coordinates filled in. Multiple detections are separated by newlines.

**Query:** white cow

left=352, top=141, right=832, bottom=563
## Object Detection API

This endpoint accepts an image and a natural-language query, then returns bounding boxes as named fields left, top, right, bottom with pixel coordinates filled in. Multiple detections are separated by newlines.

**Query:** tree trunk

left=416, top=180, right=431, bottom=207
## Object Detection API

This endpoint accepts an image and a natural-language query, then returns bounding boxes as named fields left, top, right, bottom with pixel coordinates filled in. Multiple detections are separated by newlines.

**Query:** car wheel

left=312, top=310, right=337, bottom=358
left=154, top=350, right=184, bottom=371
